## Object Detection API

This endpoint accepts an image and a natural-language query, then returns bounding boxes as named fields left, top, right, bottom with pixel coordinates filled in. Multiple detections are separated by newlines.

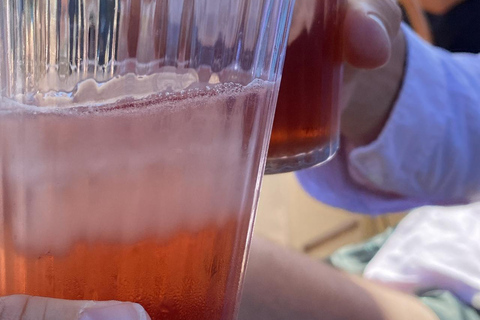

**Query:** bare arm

left=418, top=0, right=465, bottom=14
left=238, top=237, right=439, bottom=320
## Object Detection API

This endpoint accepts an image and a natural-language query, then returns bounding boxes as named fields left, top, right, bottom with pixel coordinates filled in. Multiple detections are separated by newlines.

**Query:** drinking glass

left=266, top=0, right=345, bottom=174
left=0, top=1, right=294, bottom=319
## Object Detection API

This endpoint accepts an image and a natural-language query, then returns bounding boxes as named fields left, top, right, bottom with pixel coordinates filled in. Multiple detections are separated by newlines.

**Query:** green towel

left=420, top=291, right=480, bottom=320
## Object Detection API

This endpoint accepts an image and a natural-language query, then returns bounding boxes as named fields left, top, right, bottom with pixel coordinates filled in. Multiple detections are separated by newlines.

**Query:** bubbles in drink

left=0, top=78, right=275, bottom=320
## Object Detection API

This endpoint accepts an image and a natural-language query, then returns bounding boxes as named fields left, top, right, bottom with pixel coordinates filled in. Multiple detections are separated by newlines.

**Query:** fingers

left=0, top=295, right=151, bottom=320
left=343, top=0, right=402, bottom=69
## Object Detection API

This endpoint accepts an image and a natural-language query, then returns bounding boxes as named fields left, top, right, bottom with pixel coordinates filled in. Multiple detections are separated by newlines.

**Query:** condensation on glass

left=0, top=1, right=294, bottom=320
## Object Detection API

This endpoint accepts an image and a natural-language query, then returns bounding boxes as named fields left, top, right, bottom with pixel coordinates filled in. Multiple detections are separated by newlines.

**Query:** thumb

left=343, top=0, right=402, bottom=69
left=0, top=295, right=151, bottom=320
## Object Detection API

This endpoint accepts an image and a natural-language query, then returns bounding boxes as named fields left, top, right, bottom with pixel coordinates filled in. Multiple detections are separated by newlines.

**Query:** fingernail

left=79, top=302, right=151, bottom=320
left=367, top=13, right=389, bottom=36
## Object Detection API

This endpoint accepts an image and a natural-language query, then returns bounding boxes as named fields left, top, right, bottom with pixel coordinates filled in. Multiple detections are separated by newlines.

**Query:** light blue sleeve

left=296, top=24, right=480, bottom=215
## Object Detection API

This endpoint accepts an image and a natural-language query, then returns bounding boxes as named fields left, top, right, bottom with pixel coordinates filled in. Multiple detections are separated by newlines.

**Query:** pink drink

left=0, top=79, right=275, bottom=320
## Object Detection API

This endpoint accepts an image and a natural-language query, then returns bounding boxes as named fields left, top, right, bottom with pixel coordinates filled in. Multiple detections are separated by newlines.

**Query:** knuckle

left=358, top=0, right=402, bottom=37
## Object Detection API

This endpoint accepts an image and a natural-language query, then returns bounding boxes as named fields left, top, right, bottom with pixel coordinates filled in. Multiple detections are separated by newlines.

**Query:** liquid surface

left=0, top=80, right=275, bottom=320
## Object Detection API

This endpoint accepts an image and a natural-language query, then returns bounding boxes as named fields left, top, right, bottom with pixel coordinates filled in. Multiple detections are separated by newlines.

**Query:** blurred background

left=254, top=173, right=405, bottom=259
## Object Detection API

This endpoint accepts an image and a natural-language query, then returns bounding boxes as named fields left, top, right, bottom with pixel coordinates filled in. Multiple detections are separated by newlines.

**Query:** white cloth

left=364, top=203, right=480, bottom=309
left=296, top=24, right=480, bottom=214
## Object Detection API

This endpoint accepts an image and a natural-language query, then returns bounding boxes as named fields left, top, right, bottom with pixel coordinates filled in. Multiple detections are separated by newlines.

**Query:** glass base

left=265, top=142, right=339, bottom=175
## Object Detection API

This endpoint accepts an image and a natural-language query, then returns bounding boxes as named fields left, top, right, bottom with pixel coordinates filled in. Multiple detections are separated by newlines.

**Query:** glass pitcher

left=0, top=1, right=294, bottom=319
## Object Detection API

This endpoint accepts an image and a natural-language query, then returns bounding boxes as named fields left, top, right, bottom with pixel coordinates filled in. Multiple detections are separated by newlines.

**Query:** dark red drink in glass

left=266, top=0, right=346, bottom=174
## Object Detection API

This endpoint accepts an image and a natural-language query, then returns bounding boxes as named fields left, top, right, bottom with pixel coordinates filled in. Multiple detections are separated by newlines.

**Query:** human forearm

left=238, top=237, right=438, bottom=320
